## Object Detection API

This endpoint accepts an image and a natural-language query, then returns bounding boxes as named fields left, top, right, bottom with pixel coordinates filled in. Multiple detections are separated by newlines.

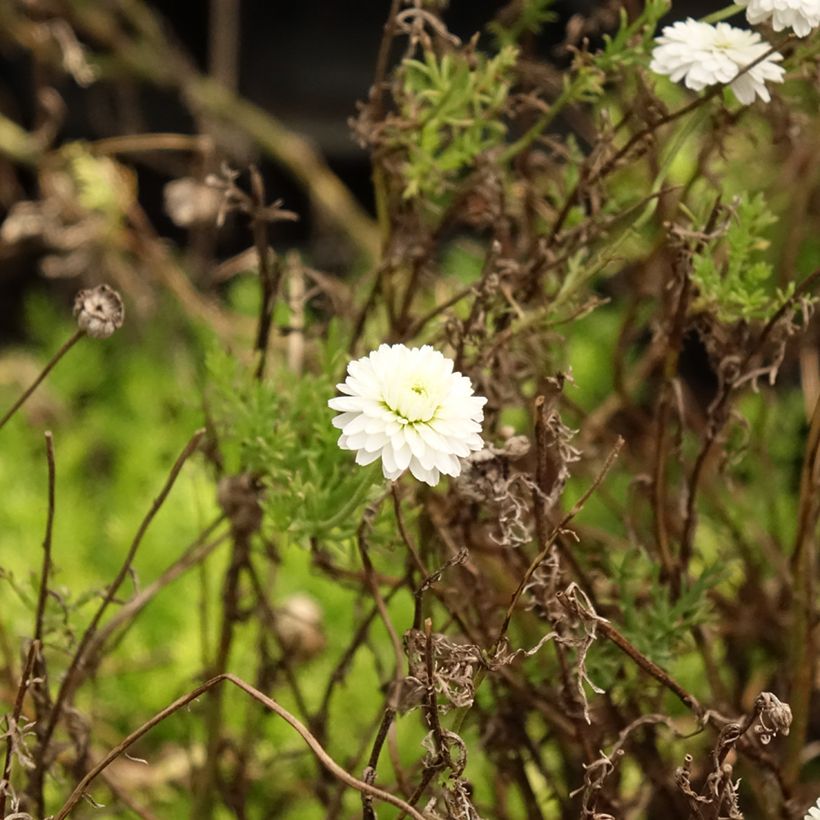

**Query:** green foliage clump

left=205, top=342, right=380, bottom=543
left=690, top=193, right=792, bottom=323
left=63, top=143, right=132, bottom=225
left=390, top=45, right=518, bottom=202
left=488, top=0, right=557, bottom=47
left=594, top=551, right=725, bottom=691
left=595, top=0, right=670, bottom=72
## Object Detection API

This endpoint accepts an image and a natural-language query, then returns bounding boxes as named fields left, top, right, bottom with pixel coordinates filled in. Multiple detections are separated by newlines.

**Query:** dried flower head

left=753, top=691, right=792, bottom=744
left=274, top=594, right=325, bottom=661
left=164, top=177, right=223, bottom=228
left=329, top=344, right=487, bottom=486
left=73, top=284, right=124, bottom=339
left=650, top=19, right=785, bottom=105
left=739, top=0, right=820, bottom=36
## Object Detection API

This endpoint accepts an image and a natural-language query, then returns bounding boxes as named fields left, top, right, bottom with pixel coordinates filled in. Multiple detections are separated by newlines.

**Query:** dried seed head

left=73, top=284, right=124, bottom=339
left=754, top=691, right=792, bottom=744
left=163, top=177, right=222, bottom=228
left=274, top=594, right=325, bottom=661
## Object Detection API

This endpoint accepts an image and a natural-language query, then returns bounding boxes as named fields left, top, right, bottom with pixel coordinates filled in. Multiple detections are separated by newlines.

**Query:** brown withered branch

left=205, top=165, right=299, bottom=379
left=49, top=673, right=428, bottom=820
left=29, top=430, right=205, bottom=815
left=570, top=714, right=679, bottom=820
left=496, top=433, right=624, bottom=647
left=0, top=285, right=124, bottom=432
left=0, top=331, right=82, bottom=433
left=676, top=693, right=792, bottom=820
left=1, top=1, right=818, bottom=818
left=0, top=641, right=40, bottom=819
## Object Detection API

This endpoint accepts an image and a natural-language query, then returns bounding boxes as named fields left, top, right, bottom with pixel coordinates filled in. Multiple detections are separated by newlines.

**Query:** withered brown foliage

left=0, top=2, right=819, bottom=820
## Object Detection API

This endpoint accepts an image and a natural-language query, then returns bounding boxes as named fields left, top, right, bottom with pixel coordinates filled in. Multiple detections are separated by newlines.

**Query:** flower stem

left=701, top=3, right=743, bottom=24
left=0, top=329, right=84, bottom=432
left=315, top=465, right=380, bottom=535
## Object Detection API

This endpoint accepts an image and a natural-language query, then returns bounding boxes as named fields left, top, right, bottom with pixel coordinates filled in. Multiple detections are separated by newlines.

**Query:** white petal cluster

left=806, top=797, right=820, bottom=820
left=329, top=344, right=487, bottom=486
left=650, top=19, right=785, bottom=104
left=739, top=0, right=820, bottom=37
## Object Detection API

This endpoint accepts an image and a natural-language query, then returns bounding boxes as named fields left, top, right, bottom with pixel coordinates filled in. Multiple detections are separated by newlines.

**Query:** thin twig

left=51, top=673, right=428, bottom=820
left=371, top=0, right=402, bottom=117
left=90, top=132, right=212, bottom=155
left=0, top=330, right=83, bottom=432
left=83, top=519, right=228, bottom=664
left=38, top=429, right=205, bottom=759
left=422, top=619, right=445, bottom=762
left=25, top=434, right=57, bottom=815
left=250, top=166, right=283, bottom=380
left=33, top=433, right=56, bottom=644
left=357, top=514, right=405, bottom=688
left=592, top=617, right=701, bottom=716
left=311, top=583, right=405, bottom=744
left=495, top=437, right=624, bottom=649
left=361, top=706, right=397, bottom=820
left=0, top=640, right=39, bottom=818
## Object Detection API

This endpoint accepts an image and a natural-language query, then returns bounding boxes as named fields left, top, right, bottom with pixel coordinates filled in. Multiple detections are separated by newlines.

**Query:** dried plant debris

left=454, top=435, right=533, bottom=548
left=0, top=1, right=818, bottom=818
left=676, top=693, right=793, bottom=819
left=401, top=629, right=484, bottom=712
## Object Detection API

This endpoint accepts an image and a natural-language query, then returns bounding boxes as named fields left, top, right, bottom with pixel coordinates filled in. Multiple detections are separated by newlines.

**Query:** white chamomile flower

left=739, top=0, right=820, bottom=37
left=650, top=19, right=785, bottom=105
left=328, top=344, right=487, bottom=487
left=806, top=796, right=820, bottom=820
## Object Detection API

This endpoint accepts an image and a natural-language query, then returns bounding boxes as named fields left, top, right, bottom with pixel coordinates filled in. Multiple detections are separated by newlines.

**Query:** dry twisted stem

left=571, top=714, right=679, bottom=819
left=402, top=629, right=484, bottom=713
left=50, top=673, right=428, bottom=820
left=676, top=692, right=793, bottom=819
left=454, top=435, right=534, bottom=549
left=36, top=430, right=205, bottom=774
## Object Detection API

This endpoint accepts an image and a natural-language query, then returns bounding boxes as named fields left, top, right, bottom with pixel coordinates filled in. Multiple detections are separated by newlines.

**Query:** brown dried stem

left=496, top=436, right=624, bottom=648
left=783, top=387, right=820, bottom=787
left=50, top=673, right=428, bottom=820
left=33, top=432, right=56, bottom=645
left=0, top=640, right=40, bottom=818
left=250, top=166, right=284, bottom=380
left=0, top=330, right=83, bottom=432
left=83, top=519, right=228, bottom=664
left=593, top=617, right=702, bottom=716
left=37, top=429, right=206, bottom=764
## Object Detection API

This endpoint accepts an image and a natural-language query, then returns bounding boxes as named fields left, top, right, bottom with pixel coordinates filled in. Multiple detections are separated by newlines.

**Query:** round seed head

left=73, top=284, right=124, bottom=339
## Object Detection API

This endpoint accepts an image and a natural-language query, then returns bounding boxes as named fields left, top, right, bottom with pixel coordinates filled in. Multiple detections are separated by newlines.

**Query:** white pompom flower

left=806, top=796, right=820, bottom=820
left=329, top=344, right=487, bottom=487
left=650, top=19, right=785, bottom=105
left=739, top=0, right=820, bottom=37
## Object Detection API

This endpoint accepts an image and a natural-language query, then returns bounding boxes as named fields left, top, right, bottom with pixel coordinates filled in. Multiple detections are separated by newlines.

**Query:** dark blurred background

left=0, top=0, right=712, bottom=339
